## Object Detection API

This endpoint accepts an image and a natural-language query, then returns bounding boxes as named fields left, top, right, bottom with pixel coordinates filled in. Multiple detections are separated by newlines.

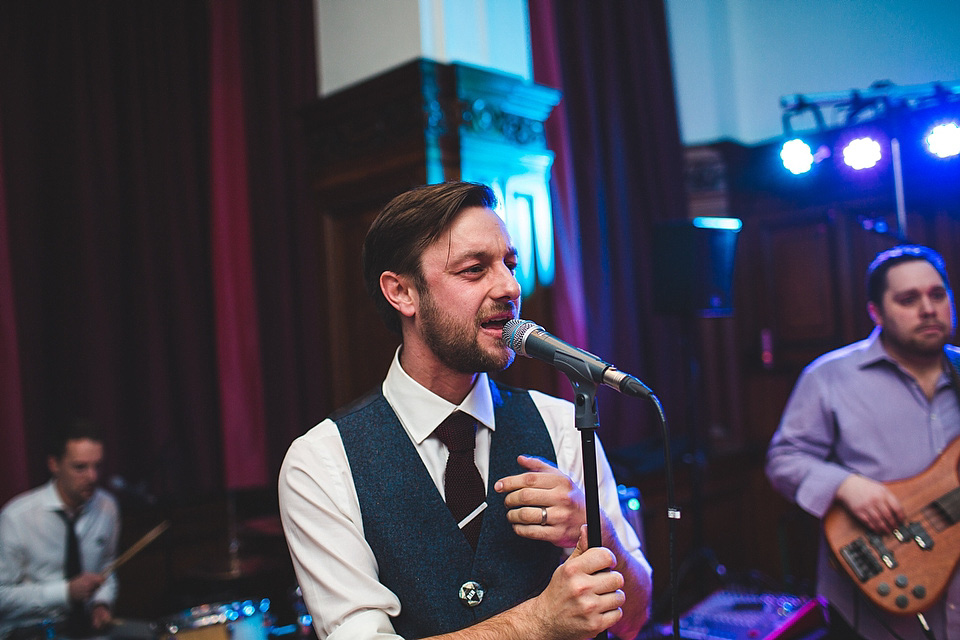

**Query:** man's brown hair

left=362, top=182, right=497, bottom=334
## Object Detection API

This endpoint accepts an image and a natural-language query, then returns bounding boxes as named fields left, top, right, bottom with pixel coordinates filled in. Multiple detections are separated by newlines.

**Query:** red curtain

left=0, top=117, right=29, bottom=502
left=527, top=0, right=590, bottom=365
left=0, top=0, right=322, bottom=503
left=209, top=0, right=268, bottom=489
left=528, top=0, right=691, bottom=450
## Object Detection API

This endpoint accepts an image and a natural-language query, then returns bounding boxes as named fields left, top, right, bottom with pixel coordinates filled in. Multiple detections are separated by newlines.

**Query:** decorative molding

left=460, top=98, right=547, bottom=146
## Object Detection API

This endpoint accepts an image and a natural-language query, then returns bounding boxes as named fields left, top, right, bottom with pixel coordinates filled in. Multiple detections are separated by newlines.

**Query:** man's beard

left=883, top=321, right=953, bottom=359
left=418, top=289, right=516, bottom=374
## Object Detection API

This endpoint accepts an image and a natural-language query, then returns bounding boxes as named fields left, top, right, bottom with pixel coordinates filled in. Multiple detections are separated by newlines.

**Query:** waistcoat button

left=459, top=581, right=484, bottom=607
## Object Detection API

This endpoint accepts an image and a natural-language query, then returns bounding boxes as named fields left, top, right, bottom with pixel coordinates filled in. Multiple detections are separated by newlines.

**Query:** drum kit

left=102, top=594, right=305, bottom=640
left=157, top=599, right=274, bottom=640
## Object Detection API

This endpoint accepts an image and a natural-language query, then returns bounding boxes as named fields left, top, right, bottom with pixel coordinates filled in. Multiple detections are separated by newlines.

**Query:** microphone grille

left=502, top=318, right=539, bottom=354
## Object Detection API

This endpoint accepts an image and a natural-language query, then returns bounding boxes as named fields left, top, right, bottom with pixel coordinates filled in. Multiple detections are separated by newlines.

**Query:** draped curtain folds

left=0, top=120, right=29, bottom=497
left=529, top=0, right=690, bottom=450
left=210, top=0, right=269, bottom=489
left=0, top=0, right=322, bottom=504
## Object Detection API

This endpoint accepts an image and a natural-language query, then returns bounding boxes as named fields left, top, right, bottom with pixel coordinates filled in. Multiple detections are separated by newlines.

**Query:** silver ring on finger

left=539, top=506, right=548, bottom=526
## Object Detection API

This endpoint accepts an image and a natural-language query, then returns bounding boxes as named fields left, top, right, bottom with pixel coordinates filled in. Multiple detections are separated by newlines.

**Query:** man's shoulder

left=1, top=484, right=49, bottom=519
left=805, top=337, right=873, bottom=374
left=328, top=386, right=388, bottom=424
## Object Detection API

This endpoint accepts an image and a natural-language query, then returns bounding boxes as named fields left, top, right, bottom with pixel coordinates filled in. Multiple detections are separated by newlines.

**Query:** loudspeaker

left=652, top=220, right=740, bottom=317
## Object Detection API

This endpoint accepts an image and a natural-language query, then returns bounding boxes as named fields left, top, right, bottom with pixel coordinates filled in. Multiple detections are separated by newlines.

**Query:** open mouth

left=480, top=316, right=512, bottom=332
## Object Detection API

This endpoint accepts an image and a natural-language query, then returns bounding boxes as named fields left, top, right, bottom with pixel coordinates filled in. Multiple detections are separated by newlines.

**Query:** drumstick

left=101, top=520, right=170, bottom=577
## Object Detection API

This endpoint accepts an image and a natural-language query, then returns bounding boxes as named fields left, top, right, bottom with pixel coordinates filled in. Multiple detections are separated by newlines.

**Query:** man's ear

left=47, top=455, right=60, bottom=478
left=380, top=271, right=418, bottom=319
left=867, top=301, right=882, bottom=327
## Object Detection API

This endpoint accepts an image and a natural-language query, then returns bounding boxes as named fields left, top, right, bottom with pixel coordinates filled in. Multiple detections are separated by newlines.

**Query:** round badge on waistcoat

left=458, top=581, right=484, bottom=607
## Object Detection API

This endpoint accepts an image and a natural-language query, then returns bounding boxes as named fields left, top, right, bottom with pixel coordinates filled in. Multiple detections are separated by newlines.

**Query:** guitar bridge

left=840, top=538, right=884, bottom=582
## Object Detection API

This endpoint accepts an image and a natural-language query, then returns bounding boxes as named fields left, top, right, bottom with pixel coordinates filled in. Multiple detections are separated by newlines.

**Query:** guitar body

left=824, top=435, right=960, bottom=615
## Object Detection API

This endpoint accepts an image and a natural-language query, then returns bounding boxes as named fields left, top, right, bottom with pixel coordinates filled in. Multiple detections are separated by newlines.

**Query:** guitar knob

left=912, top=585, right=927, bottom=599
left=895, top=575, right=908, bottom=588
left=876, top=583, right=891, bottom=597
left=895, top=595, right=909, bottom=609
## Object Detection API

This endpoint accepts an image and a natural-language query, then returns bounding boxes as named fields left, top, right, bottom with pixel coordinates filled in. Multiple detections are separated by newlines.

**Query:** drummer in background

left=0, top=420, right=120, bottom=637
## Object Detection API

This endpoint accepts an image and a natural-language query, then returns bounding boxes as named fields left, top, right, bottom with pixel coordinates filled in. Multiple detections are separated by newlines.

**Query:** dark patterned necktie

left=435, top=411, right=485, bottom=549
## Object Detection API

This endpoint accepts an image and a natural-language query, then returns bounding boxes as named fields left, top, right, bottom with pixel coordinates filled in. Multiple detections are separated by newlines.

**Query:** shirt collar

left=857, top=326, right=892, bottom=368
left=382, top=347, right=496, bottom=445
left=40, top=479, right=79, bottom=515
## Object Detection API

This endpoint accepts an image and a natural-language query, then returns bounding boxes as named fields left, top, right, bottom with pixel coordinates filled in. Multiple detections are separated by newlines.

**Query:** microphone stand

left=562, top=371, right=680, bottom=640
left=511, top=320, right=680, bottom=639
left=566, top=375, right=607, bottom=640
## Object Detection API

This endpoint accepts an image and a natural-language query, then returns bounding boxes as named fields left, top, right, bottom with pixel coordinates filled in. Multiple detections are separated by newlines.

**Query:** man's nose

left=493, top=264, right=521, bottom=301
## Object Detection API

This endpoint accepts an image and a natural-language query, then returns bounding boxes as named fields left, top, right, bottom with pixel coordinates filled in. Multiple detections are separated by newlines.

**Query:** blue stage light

left=924, top=122, right=960, bottom=158
left=842, top=136, right=882, bottom=170
left=693, top=216, right=742, bottom=231
left=780, top=138, right=814, bottom=174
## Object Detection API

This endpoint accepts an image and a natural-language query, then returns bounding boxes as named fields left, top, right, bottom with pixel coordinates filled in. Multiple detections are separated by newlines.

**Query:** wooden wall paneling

left=697, top=316, right=746, bottom=453
left=759, top=211, right=842, bottom=368
left=319, top=207, right=399, bottom=407
left=303, top=61, right=459, bottom=405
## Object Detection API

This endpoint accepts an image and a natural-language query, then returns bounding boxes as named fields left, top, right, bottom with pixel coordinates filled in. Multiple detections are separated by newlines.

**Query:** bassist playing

left=766, top=245, right=960, bottom=640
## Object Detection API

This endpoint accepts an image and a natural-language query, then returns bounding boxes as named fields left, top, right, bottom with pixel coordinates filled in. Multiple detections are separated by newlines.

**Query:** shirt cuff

left=796, top=465, right=851, bottom=518
left=42, top=581, right=70, bottom=608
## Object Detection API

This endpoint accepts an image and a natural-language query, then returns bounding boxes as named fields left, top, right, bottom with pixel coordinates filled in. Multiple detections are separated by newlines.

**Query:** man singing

left=279, top=181, right=652, bottom=639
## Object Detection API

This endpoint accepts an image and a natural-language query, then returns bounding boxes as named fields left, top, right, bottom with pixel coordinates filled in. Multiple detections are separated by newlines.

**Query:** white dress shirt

left=279, top=350, right=650, bottom=640
left=0, top=481, right=119, bottom=634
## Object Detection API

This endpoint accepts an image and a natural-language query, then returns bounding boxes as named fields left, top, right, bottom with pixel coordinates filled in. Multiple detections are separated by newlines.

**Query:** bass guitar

left=824, top=435, right=960, bottom=615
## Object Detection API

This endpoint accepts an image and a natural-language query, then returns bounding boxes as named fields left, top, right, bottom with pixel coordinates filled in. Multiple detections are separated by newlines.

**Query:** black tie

left=61, top=512, right=81, bottom=579
left=59, top=511, right=87, bottom=633
left=435, top=411, right=485, bottom=549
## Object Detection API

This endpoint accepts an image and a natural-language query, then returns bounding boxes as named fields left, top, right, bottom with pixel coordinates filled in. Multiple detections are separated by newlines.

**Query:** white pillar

left=315, top=0, right=532, bottom=96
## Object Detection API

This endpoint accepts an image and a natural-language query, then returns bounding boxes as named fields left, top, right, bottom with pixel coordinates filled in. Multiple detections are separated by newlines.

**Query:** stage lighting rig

left=778, top=80, right=960, bottom=238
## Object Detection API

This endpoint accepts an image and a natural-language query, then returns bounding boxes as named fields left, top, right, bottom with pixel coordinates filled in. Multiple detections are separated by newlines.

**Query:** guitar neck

left=934, top=487, right=960, bottom=525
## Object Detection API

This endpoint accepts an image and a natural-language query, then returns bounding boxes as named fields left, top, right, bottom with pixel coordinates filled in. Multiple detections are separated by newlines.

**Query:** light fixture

left=780, top=138, right=814, bottom=175
left=924, top=121, right=960, bottom=158
left=842, top=136, right=883, bottom=170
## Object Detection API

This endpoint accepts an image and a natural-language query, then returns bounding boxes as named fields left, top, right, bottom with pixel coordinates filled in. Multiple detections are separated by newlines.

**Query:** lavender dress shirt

left=766, top=328, right=960, bottom=640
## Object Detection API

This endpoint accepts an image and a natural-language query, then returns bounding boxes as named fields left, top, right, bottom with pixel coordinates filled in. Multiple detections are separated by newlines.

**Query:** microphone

left=503, top=319, right=652, bottom=398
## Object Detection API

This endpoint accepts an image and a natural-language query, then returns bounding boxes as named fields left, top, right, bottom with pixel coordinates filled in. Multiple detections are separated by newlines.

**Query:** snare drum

left=160, top=599, right=270, bottom=640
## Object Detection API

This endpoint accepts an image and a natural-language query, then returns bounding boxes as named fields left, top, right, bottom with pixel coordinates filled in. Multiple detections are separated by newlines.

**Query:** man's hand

left=529, top=526, right=625, bottom=639
left=91, top=603, right=113, bottom=630
left=835, top=474, right=905, bottom=533
left=495, top=455, right=586, bottom=548
left=68, top=572, right=104, bottom=603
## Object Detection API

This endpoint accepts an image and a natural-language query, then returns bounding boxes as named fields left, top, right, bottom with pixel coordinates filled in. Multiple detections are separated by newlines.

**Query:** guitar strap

left=944, top=347, right=960, bottom=408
